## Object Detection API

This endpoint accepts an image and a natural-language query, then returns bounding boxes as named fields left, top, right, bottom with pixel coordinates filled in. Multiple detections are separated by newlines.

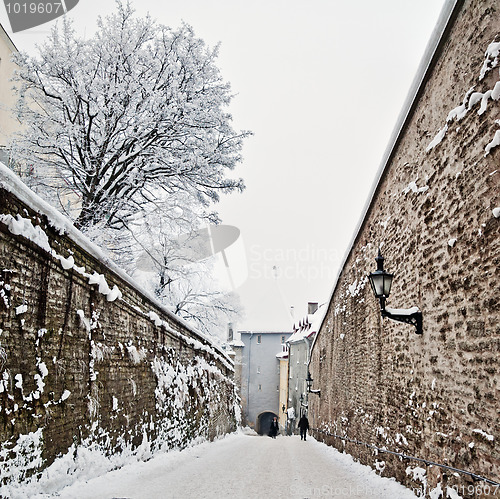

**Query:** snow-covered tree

left=153, top=258, right=244, bottom=338
left=132, top=207, right=244, bottom=338
left=9, top=1, right=249, bottom=339
left=11, top=1, right=250, bottom=231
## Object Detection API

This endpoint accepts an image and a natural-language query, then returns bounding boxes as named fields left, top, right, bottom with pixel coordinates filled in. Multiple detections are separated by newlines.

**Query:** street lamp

left=368, top=249, right=423, bottom=335
left=306, top=370, right=320, bottom=396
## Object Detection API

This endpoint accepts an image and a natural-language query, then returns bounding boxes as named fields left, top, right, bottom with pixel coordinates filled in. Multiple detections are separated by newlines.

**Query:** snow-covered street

left=44, top=431, right=418, bottom=499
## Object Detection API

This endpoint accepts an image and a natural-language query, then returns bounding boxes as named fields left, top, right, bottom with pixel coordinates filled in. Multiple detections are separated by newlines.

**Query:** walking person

left=268, top=417, right=279, bottom=439
left=298, top=414, right=309, bottom=441
left=286, top=406, right=295, bottom=436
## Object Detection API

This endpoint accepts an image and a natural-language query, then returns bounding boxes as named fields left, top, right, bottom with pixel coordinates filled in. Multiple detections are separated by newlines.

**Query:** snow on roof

left=228, top=339, right=245, bottom=348
left=275, top=350, right=288, bottom=359
left=288, top=304, right=327, bottom=343
left=0, top=22, right=18, bottom=52
left=0, top=162, right=232, bottom=366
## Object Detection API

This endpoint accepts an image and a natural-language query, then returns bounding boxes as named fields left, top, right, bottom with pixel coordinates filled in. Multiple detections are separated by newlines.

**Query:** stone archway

left=256, top=411, right=278, bottom=436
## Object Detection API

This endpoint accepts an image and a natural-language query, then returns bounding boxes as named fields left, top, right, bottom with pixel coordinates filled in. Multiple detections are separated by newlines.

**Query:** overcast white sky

left=0, top=0, right=447, bottom=332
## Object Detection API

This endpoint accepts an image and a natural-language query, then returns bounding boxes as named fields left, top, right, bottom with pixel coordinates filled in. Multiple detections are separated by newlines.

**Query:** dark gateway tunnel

left=256, top=411, right=278, bottom=436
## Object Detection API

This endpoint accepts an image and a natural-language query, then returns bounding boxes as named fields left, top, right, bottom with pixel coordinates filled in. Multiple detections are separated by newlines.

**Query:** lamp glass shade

left=368, top=270, right=393, bottom=299
left=306, top=372, right=313, bottom=390
left=383, top=273, right=393, bottom=296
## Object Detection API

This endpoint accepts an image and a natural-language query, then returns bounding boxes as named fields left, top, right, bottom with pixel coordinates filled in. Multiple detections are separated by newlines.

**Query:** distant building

left=277, top=347, right=289, bottom=431
left=0, top=23, right=20, bottom=164
left=287, top=302, right=325, bottom=430
left=239, top=330, right=291, bottom=435
left=226, top=323, right=244, bottom=417
left=0, top=22, right=80, bottom=216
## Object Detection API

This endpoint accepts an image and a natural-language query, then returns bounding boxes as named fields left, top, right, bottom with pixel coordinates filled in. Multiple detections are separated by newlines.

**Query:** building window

left=281, top=335, right=285, bottom=344
left=257, top=335, right=262, bottom=344
left=258, top=384, right=262, bottom=391
left=257, top=365, right=261, bottom=374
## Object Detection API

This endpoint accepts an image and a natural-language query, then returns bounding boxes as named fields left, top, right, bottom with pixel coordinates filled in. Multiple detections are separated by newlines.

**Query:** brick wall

left=309, top=1, right=499, bottom=497
left=0, top=183, right=238, bottom=490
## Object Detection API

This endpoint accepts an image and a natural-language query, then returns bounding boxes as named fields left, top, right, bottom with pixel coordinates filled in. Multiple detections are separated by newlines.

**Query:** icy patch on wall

left=402, top=180, right=429, bottom=194
left=150, top=352, right=236, bottom=452
left=485, top=129, right=500, bottom=156
left=0, top=429, right=44, bottom=493
left=0, top=350, right=238, bottom=497
left=426, top=39, right=500, bottom=155
left=472, top=428, right=494, bottom=442
left=0, top=425, right=154, bottom=498
left=479, top=41, right=500, bottom=80
left=126, top=344, right=147, bottom=364
left=406, top=466, right=427, bottom=497
left=347, top=277, right=367, bottom=298
left=426, top=124, right=448, bottom=152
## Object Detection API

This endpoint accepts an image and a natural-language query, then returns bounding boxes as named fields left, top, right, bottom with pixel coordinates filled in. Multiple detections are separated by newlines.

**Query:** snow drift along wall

left=0, top=166, right=238, bottom=494
left=309, top=1, right=499, bottom=498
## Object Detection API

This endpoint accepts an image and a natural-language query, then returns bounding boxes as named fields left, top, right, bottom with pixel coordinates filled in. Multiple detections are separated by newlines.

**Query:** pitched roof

left=0, top=23, right=18, bottom=52
left=288, top=304, right=327, bottom=343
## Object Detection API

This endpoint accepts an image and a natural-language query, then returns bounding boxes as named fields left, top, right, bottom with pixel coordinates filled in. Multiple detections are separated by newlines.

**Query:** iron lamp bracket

left=381, top=306, right=423, bottom=335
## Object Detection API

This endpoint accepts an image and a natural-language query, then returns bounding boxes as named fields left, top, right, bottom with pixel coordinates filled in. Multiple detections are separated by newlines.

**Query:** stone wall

left=309, top=1, right=499, bottom=497
left=0, top=176, right=238, bottom=493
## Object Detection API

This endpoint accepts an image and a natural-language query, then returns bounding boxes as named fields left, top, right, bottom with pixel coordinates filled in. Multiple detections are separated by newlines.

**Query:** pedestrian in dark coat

left=268, top=417, right=279, bottom=438
left=298, top=414, right=309, bottom=441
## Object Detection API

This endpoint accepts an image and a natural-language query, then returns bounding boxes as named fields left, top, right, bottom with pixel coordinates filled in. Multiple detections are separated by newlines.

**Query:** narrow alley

left=48, top=432, right=419, bottom=499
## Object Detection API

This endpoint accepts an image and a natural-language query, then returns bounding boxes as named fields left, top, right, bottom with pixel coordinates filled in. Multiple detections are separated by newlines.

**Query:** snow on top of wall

left=0, top=162, right=231, bottom=365
left=0, top=212, right=127, bottom=305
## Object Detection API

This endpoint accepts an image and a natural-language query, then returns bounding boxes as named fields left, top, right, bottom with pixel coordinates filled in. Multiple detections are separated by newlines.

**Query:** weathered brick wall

left=309, top=1, right=499, bottom=497
left=0, top=183, right=237, bottom=491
